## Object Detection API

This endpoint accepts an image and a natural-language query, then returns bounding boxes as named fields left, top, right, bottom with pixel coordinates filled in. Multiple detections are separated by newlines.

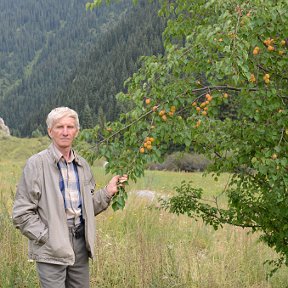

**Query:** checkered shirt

left=57, top=155, right=82, bottom=223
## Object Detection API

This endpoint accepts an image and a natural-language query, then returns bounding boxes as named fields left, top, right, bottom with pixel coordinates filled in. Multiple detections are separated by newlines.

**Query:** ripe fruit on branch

left=271, top=153, right=278, bottom=160
left=152, top=105, right=158, bottom=112
left=195, top=119, right=201, bottom=128
left=205, top=94, right=213, bottom=101
left=223, top=93, right=229, bottom=99
left=263, top=38, right=274, bottom=46
left=267, top=45, right=275, bottom=51
left=263, top=73, right=270, bottom=84
left=159, top=110, right=166, bottom=116
left=146, top=145, right=152, bottom=150
left=249, top=74, right=256, bottom=83
left=170, top=106, right=176, bottom=112
left=145, top=98, right=151, bottom=105
left=141, top=136, right=155, bottom=153
left=253, top=46, right=260, bottom=55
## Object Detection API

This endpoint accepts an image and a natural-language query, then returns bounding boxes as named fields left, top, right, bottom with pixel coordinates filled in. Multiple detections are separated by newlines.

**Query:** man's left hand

left=106, top=174, right=128, bottom=197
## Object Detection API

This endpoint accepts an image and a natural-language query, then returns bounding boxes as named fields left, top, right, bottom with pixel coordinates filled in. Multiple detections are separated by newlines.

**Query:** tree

left=82, top=0, right=288, bottom=271
left=97, top=106, right=106, bottom=130
left=81, top=102, right=94, bottom=129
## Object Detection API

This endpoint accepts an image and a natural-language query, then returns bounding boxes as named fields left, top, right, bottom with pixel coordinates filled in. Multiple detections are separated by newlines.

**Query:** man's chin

left=58, top=141, right=73, bottom=148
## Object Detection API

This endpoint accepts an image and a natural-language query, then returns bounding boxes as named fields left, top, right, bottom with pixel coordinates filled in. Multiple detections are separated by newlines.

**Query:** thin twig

left=278, top=126, right=285, bottom=146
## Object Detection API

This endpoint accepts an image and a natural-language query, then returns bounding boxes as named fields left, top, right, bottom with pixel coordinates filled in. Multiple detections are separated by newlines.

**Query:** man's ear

left=47, top=128, right=52, bottom=139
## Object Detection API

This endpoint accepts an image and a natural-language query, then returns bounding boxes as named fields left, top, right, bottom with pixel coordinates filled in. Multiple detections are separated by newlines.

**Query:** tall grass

left=90, top=193, right=288, bottom=288
left=1, top=137, right=288, bottom=287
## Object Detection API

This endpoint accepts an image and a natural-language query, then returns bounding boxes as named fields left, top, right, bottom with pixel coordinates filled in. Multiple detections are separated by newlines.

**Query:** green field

left=0, top=136, right=288, bottom=287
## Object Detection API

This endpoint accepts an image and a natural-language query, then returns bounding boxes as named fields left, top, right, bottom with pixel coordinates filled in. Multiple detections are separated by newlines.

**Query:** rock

left=134, top=190, right=156, bottom=201
left=0, top=117, right=10, bottom=136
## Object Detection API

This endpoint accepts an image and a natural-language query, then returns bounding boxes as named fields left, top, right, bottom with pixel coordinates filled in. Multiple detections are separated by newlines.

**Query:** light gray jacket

left=12, top=143, right=111, bottom=265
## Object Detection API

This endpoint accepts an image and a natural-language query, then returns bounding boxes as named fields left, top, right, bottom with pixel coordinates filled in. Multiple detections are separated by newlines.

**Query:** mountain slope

left=0, top=0, right=164, bottom=136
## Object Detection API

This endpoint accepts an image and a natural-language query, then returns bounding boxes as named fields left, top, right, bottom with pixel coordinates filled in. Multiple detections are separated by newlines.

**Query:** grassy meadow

left=0, top=136, right=288, bottom=287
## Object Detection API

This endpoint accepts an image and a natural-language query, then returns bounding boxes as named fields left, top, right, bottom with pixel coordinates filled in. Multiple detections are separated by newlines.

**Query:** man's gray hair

left=46, top=107, right=80, bottom=129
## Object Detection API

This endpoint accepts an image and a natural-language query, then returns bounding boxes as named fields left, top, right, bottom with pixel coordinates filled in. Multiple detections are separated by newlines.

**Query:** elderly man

left=13, top=107, right=127, bottom=288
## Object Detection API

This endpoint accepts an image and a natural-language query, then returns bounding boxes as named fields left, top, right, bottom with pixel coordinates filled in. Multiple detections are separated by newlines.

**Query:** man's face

left=48, top=116, right=78, bottom=151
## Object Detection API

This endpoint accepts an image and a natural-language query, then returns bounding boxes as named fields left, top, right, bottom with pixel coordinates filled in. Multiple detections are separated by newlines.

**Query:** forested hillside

left=0, top=0, right=164, bottom=136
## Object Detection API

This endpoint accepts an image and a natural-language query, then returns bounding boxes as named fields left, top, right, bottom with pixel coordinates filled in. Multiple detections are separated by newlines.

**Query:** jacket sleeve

left=92, top=187, right=112, bottom=216
left=12, top=156, right=48, bottom=244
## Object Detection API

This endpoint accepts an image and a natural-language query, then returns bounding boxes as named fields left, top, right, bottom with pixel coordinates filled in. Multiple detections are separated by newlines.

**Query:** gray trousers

left=36, top=223, right=89, bottom=288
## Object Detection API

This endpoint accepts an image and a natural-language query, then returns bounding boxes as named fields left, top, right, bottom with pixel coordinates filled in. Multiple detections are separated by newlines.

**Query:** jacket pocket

left=36, top=227, right=49, bottom=245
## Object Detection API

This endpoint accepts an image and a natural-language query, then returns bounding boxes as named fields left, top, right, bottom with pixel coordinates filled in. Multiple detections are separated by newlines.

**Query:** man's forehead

left=53, top=116, right=76, bottom=126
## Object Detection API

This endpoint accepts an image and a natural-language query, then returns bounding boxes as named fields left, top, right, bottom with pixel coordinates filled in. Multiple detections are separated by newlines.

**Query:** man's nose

left=62, top=127, right=68, bottom=135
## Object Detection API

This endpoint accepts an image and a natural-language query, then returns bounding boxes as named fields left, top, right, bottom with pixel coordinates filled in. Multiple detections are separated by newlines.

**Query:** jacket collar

left=48, top=143, right=83, bottom=166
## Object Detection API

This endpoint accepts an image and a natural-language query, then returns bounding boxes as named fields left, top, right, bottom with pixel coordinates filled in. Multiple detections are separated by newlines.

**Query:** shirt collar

left=48, top=143, right=82, bottom=166
left=50, top=143, right=75, bottom=164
